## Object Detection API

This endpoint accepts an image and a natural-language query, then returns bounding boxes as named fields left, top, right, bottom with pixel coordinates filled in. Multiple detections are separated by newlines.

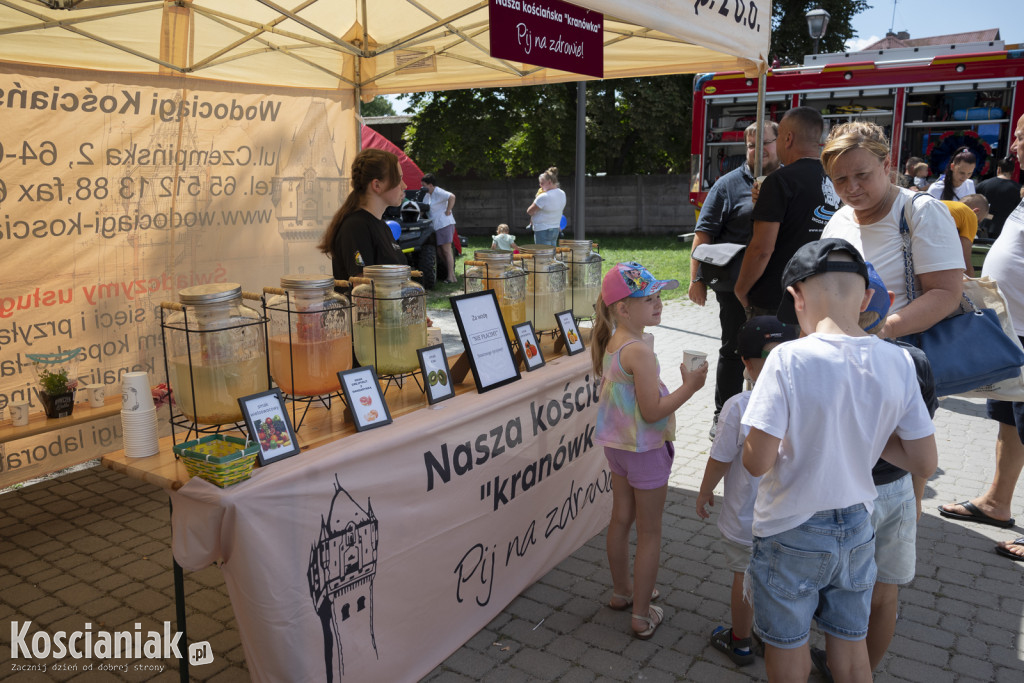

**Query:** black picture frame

left=337, top=366, right=394, bottom=432
left=237, top=389, right=301, bottom=467
left=450, top=290, right=521, bottom=393
left=512, top=322, right=546, bottom=371
left=555, top=309, right=585, bottom=355
left=417, top=344, right=455, bottom=404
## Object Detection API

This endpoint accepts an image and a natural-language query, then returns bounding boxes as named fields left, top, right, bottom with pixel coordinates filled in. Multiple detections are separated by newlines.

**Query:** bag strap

left=899, top=192, right=978, bottom=313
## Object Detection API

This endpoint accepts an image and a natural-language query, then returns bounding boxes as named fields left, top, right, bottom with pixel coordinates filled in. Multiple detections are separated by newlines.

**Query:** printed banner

left=0, top=66, right=356, bottom=486
left=171, top=353, right=611, bottom=682
left=489, top=0, right=604, bottom=78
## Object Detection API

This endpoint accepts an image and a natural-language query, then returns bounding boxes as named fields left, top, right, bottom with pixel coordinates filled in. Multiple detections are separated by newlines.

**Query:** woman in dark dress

left=319, top=149, right=407, bottom=280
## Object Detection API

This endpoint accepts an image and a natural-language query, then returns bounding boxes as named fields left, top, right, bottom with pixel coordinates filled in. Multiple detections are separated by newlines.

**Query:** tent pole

left=754, top=73, right=766, bottom=176
left=574, top=81, right=586, bottom=239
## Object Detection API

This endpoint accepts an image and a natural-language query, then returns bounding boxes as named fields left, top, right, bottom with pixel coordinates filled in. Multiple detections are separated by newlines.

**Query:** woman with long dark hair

left=319, top=149, right=407, bottom=280
left=927, top=146, right=977, bottom=201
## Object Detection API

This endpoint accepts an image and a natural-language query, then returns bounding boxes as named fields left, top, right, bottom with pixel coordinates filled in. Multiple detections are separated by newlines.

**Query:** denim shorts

left=533, top=228, right=561, bottom=246
left=871, top=474, right=917, bottom=585
left=603, top=442, right=674, bottom=490
left=749, top=504, right=876, bottom=648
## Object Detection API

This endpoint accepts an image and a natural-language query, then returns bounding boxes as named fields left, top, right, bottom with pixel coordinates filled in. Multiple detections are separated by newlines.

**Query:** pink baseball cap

left=601, top=262, right=679, bottom=305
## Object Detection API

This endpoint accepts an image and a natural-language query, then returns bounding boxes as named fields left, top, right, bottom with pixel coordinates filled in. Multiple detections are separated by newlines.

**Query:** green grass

left=427, top=236, right=693, bottom=310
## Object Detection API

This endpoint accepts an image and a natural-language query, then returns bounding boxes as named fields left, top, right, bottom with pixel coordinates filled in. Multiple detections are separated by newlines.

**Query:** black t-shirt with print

left=330, top=208, right=406, bottom=281
left=749, top=158, right=841, bottom=309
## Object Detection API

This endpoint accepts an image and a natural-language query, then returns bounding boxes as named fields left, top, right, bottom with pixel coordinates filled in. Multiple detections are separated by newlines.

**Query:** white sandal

left=631, top=605, right=664, bottom=640
left=608, top=587, right=660, bottom=611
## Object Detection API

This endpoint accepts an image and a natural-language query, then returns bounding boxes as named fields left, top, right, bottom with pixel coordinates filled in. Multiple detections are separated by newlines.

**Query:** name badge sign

left=489, top=0, right=604, bottom=79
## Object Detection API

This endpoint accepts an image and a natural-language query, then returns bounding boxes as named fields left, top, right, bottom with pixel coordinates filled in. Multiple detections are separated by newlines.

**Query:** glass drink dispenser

left=164, top=283, right=269, bottom=425
left=464, top=250, right=527, bottom=338
left=265, top=275, right=352, bottom=396
left=518, top=244, right=567, bottom=332
left=557, top=239, right=603, bottom=318
left=351, top=265, right=427, bottom=374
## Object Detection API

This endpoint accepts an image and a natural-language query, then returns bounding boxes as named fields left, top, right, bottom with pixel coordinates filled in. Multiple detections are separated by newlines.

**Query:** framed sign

left=338, top=367, right=393, bottom=431
left=513, top=322, right=546, bottom=371
left=556, top=310, right=585, bottom=355
left=450, top=290, right=521, bottom=393
left=238, top=389, right=301, bottom=467
left=417, top=344, right=455, bottom=404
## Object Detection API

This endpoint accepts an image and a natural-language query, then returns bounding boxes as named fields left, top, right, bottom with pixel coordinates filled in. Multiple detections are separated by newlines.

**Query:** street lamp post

left=805, top=7, right=831, bottom=55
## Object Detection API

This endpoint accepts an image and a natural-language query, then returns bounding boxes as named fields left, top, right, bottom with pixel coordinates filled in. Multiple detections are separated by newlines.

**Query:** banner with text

left=0, top=66, right=355, bottom=486
left=171, top=354, right=611, bottom=683
left=489, top=0, right=604, bottom=78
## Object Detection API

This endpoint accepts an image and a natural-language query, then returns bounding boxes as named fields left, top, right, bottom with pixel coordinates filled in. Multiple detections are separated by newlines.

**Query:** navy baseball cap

left=737, top=316, right=799, bottom=359
left=777, top=238, right=869, bottom=325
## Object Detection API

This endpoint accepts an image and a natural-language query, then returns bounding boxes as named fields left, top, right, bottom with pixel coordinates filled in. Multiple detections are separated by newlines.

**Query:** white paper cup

left=10, top=401, right=30, bottom=426
left=121, top=372, right=154, bottom=412
left=84, top=384, right=105, bottom=408
left=682, top=350, right=708, bottom=372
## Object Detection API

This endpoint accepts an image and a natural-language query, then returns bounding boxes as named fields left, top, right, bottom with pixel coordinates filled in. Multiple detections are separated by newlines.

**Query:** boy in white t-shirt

left=697, top=316, right=798, bottom=667
left=742, top=238, right=938, bottom=683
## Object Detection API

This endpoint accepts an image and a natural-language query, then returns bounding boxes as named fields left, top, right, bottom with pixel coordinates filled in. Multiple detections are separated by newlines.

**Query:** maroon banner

left=489, top=0, right=604, bottom=79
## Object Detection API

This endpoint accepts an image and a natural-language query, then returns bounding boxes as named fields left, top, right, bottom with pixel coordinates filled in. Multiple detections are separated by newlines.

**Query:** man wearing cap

left=742, top=239, right=937, bottom=682
left=733, top=107, right=841, bottom=315
left=690, top=121, right=780, bottom=436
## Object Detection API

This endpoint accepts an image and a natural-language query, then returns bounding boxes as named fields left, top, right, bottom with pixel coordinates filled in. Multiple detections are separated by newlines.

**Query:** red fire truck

left=689, top=42, right=1024, bottom=212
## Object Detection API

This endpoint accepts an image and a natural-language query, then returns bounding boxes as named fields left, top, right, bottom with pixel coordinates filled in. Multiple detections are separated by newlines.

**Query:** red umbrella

left=361, top=124, right=423, bottom=190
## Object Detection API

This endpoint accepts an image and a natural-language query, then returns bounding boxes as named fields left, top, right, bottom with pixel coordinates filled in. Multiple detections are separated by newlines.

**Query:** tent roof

left=0, top=1, right=768, bottom=92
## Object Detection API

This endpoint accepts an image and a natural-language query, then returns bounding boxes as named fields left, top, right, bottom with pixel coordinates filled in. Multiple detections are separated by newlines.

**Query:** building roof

left=864, top=29, right=1000, bottom=50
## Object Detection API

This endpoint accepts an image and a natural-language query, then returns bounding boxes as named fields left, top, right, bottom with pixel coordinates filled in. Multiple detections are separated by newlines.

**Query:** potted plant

left=28, top=348, right=83, bottom=419
left=37, top=366, right=78, bottom=418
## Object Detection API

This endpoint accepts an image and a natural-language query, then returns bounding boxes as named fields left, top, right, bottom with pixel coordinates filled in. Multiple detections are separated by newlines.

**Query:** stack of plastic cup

left=121, top=372, right=159, bottom=458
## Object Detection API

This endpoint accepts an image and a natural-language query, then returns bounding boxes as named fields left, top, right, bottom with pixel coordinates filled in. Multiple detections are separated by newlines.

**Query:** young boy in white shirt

left=742, top=238, right=938, bottom=683
left=697, top=316, right=799, bottom=667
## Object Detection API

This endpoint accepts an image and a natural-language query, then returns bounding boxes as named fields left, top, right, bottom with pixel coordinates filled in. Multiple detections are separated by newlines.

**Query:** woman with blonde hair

left=527, top=166, right=567, bottom=245
left=818, top=119, right=963, bottom=677
left=319, top=148, right=407, bottom=281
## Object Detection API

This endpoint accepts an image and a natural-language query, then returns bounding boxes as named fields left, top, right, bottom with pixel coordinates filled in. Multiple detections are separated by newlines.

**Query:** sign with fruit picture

left=238, top=389, right=301, bottom=466
left=417, top=344, right=455, bottom=405
left=338, top=367, right=394, bottom=431
left=513, top=322, right=546, bottom=371
left=555, top=310, right=585, bottom=356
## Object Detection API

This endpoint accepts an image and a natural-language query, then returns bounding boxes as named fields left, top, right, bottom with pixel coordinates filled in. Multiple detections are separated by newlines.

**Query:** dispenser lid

left=179, top=283, right=242, bottom=305
left=519, top=244, right=556, bottom=256
left=280, top=274, right=335, bottom=290
left=473, top=249, right=513, bottom=262
left=363, top=264, right=411, bottom=279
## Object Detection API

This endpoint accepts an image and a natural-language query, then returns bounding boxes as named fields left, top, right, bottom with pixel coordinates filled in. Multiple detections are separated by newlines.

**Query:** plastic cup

left=682, top=350, right=708, bottom=372
left=84, top=384, right=105, bottom=408
left=10, top=401, right=30, bottom=426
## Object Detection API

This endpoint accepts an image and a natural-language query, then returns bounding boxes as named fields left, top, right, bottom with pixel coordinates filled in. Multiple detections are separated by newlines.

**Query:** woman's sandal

left=608, top=588, right=660, bottom=611
left=631, top=605, right=664, bottom=640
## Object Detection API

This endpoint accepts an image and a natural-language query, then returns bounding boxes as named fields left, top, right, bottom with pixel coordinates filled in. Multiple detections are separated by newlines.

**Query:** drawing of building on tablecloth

left=308, top=478, right=378, bottom=682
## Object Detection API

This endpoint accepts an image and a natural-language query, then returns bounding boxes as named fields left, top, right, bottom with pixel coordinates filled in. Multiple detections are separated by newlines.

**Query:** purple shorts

left=603, top=441, right=674, bottom=490
left=434, top=224, right=455, bottom=245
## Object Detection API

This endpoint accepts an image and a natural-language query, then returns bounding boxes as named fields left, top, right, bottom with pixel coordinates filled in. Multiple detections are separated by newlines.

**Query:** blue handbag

left=898, top=195, right=1024, bottom=396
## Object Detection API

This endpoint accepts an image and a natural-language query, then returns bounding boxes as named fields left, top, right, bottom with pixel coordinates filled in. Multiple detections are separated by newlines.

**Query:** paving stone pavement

left=2, top=297, right=1023, bottom=682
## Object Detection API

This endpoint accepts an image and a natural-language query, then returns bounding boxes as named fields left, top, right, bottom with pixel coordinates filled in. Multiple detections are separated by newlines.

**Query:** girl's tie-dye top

left=594, top=339, right=675, bottom=452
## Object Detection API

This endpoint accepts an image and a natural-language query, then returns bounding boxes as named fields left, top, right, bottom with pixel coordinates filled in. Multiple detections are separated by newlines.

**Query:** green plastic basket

left=174, top=435, right=258, bottom=487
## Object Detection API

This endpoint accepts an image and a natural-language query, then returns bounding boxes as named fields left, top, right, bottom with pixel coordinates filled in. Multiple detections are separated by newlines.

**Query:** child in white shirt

left=742, top=238, right=937, bottom=683
left=491, top=223, right=517, bottom=251
left=697, top=316, right=798, bottom=667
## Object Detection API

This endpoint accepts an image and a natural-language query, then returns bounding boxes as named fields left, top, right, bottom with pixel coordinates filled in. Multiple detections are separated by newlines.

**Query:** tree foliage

left=770, top=0, right=871, bottom=66
left=360, top=96, right=396, bottom=117
left=400, top=75, right=694, bottom=180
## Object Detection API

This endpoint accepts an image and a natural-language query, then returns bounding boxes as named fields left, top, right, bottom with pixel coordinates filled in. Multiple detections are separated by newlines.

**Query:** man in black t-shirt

left=977, top=157, right=1022, bottom=238
left=734, top=107, right=841, bottom=313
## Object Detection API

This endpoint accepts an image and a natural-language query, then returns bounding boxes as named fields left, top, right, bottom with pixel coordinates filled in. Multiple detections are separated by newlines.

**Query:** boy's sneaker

left=709, top=626, right=755, bottom=666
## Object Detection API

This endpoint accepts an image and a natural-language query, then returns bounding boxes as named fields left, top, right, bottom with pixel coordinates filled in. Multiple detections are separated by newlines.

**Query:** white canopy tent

left=0, top=1, right=768, bottom=91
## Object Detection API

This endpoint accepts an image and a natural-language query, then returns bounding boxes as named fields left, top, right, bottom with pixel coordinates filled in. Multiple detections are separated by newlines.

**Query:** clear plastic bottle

left=465, top=250, right=527, bottom=338
left=164, top=283, right=269, bottom=425
left=518, top=244, right=567, bottom=332
left=266, top=275, right=352, bottom=396
left=351, top=265, right=427, bottom=374
left=558, top=239, right=603, bottom=318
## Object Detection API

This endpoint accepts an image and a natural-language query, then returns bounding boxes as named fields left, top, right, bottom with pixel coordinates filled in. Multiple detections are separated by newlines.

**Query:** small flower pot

left=40, top=391, right=75, bottom=419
